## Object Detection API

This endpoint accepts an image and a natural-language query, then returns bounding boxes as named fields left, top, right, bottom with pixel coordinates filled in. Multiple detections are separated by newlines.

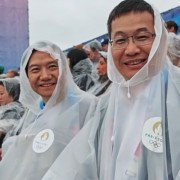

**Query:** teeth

left=41, top=84, right=52, bottom=87
left=127, top=59, right=144, bottom=65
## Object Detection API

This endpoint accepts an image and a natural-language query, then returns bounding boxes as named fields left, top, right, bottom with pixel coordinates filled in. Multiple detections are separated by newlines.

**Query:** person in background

left=0, top=41, right=97, bottom=180
left=67, top=48, right=95, bottom=91
left=165, top=20, right=178, bottom=34
left=83, top=39, right=102, bottom=81
left=167, top=32, right=180, bottom=67
left=5, top=69, right=20, bottom=81
left=100, top=38, right=109, bottom=52
left=88, top=51, right=111, bottom=96
left=0, top=78, right=25, bottom=147
left=73, top=43, right=84, bottom=50
left=5, top=70, right=19, bottom=78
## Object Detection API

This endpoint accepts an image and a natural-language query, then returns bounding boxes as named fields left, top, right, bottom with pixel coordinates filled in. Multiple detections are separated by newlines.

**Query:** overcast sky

left=29, top=0, right=180, bottom=50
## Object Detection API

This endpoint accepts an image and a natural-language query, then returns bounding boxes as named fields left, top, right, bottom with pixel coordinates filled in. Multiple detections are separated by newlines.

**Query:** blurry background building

left=0, top=0, right=29, bottom=73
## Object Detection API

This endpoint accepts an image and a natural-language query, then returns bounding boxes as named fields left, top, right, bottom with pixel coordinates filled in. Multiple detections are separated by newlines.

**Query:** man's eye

left=49, top=64, right=58, bottom=70
left=115, top=38, right=126, bottom=44
left=135, top=35, right=149, bottom=41
left=30, top=68, right=40, bottom=73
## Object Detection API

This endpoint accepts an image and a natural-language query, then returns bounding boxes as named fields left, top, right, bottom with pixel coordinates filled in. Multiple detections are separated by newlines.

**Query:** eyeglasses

left=110, top=31, right=156, bottom=49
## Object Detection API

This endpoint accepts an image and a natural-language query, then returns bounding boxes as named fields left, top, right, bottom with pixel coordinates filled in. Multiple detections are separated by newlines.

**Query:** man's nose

left=40, top=69, right=51, bottom=80
left=125, top=37, right=140, bottom=56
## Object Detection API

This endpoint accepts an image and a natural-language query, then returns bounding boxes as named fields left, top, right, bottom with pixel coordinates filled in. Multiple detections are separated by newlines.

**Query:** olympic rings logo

left=149, top=140, right=161, bottom=148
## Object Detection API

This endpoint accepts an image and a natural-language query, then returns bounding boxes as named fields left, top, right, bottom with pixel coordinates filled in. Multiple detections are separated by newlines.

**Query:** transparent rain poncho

left=98, top=6, right=180, bottom=180
left=71, top=58, right=95, bottom=91
left=0, top=78, right=25, bottom=136
left=87, top=75, right=112, bottom=96
left=87, top=51, right=112, bottom=96
left=83, top=39, right=101, bottom=81
left=0, top=41, right=97, bottom=180
left=0, top=78, right=20, bottom=102
left=167, top=32, right=180, bottom=67
left=41, top=4, right=180, bottom=180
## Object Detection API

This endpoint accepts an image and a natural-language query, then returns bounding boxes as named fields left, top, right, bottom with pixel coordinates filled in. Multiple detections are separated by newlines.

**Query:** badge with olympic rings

left=142, top=117, right=163, bottom=153
left=32, top=129, right=54, bottom=153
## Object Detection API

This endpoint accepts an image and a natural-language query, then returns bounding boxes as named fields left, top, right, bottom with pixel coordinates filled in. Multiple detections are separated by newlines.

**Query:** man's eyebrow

left=113, top=27, right=150, bottom=37
left=135, top=27, right=149, bottom=33
left=28, top=60, right=58, bottom=68
left=47, top=61, right=59, bottom=66
left=113, top=31, right=125, bottom=37
left=28, top=64, right=39, bottom=69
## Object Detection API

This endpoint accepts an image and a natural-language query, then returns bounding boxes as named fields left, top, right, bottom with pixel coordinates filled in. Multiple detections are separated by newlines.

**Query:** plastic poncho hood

left=107, top=6, right=167, bottom=87
left=19, top=41, right=78, bottom=114
left=0, top=78, right=20, bottom=102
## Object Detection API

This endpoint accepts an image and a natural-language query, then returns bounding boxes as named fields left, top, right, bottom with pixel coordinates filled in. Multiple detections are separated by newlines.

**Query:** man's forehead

left=28, top=51, right=57, bottom=66
left=111, top=12, right=154, bottom=36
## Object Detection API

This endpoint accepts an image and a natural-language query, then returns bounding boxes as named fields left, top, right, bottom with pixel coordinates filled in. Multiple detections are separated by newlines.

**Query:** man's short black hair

left=107, top=0, right=154, bottom=38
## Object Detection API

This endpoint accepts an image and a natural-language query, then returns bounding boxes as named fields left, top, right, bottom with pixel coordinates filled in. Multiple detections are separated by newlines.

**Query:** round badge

left=142, top=117, right=163, bottom=153
left=32, top=129, right=54, bottom=153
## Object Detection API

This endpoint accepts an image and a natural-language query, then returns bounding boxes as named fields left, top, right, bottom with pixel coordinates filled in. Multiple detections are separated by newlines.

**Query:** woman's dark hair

left=67, top=49, right=88, bottom=70
left=107, top=0, right=154, bottom=38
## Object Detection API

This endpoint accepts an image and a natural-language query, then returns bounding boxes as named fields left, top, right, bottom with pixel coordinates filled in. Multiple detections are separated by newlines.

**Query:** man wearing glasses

left=110, top=30, right=155, bottom=80
left=97, top=0, right=180, bottom=179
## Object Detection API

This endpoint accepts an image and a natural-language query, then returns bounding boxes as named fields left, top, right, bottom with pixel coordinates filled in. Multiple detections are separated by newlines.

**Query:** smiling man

left=110, top=12, right=155, bottom=80
left=0, top=41, right=97, bottom=180
left=27, top=50, right=59, bottom=104
left=97, top=0, right=180, bottom=179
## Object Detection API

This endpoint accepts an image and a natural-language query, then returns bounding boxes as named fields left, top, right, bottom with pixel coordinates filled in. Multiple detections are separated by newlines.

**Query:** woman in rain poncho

left=167, top=32, right=180, bottom=67
left=40, top=1, right=180, bottom=180
left=88, top=51, right=112, bottom=96
left=0, top=78, right=25, bottom=146
left=0, top=41, right=97, bottom=180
